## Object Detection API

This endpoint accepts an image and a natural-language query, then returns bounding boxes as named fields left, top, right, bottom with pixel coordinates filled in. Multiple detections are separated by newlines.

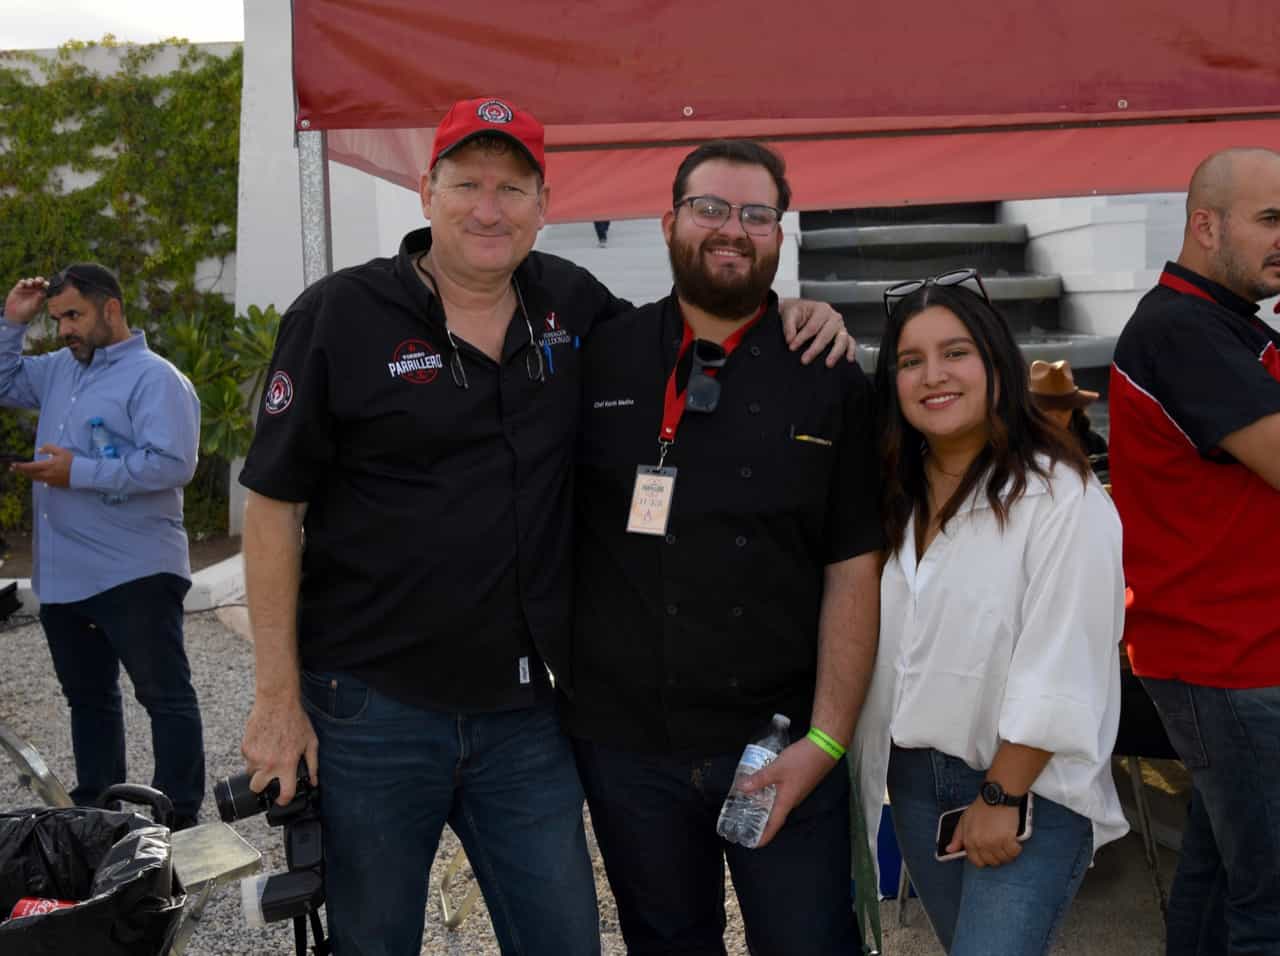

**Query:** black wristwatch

left=979, top=780, right=1023, bottom=807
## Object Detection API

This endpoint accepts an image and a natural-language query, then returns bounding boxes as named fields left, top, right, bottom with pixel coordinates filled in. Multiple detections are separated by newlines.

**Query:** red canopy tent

left=291, top=0, right=1280, bottom=223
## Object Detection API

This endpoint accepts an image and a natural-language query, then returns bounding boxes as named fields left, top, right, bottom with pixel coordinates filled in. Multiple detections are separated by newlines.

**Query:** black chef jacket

left=565, top=292, right=883, bottom=754
left=239, top=228, right=628, bottom=712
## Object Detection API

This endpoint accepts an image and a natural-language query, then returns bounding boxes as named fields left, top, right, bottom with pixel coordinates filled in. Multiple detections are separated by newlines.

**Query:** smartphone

left=934, top=792, right=1034, bottom=862
left=0, top=454, right=31, bottom=465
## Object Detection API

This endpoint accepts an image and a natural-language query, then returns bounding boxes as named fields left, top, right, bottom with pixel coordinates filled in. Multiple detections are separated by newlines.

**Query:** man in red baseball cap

left=238, top=94, right=855, bottom=956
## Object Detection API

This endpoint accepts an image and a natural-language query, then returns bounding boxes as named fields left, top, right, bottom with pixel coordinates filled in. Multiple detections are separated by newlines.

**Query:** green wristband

left=806, top=726, right=845, bottom=760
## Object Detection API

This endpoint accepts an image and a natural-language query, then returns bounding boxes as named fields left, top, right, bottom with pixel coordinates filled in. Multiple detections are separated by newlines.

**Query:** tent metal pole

left=297, top=128, right=334, bottom=286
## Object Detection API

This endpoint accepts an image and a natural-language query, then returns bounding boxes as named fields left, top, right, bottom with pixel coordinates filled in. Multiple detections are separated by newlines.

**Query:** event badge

left=627, top=465, right=677, bottom=535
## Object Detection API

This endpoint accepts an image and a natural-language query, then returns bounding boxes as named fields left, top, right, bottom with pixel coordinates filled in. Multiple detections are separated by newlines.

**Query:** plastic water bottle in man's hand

left=716, top=713, right=791, bottom=848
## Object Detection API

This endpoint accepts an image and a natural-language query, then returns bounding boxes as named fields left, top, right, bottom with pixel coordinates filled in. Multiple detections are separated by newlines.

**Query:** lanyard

left=657, top=306, right=764, bottom=466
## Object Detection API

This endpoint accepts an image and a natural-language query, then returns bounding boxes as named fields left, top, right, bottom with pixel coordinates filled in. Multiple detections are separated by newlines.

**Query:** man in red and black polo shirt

left=1110, top=147, right=1280, bottom=955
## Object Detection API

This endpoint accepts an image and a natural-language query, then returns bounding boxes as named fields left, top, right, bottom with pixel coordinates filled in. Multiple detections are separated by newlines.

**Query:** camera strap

left=295, top=910, right=331, bottom=956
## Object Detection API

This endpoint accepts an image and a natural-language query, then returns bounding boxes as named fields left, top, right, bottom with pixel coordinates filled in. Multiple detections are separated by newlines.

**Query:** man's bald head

left=1186, top=148, right=1280, bottom=219
left=1178, top=147, right=1280, bottom=302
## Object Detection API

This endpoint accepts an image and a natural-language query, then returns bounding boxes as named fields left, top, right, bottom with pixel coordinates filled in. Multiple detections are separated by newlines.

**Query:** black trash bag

left=0, top=807, right=186, bottom=956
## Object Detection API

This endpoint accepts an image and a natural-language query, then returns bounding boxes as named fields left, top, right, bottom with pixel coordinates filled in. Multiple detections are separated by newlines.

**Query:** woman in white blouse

left=852, top=272, right=1128, bottom=955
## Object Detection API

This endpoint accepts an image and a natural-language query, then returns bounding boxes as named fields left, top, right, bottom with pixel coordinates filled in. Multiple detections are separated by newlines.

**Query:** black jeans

left=573, top=738, right=861, bottom=956
left=39, top=573, right=205, bottom=818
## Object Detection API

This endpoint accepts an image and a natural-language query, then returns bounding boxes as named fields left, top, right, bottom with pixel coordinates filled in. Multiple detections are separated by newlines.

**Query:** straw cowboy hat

left=1028, top=359, right=1099, bottom=410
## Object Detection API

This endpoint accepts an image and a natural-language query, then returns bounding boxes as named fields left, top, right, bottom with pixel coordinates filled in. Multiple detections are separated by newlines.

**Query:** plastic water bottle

left=717, top=713, right=791, bottom=848
left=87, top=417, right=127, bottom=504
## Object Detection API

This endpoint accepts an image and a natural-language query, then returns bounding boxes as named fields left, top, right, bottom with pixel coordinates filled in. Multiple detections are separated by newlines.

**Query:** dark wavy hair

left=671, top=139, right=791, bottom=213
left=874, top=283, right=1089, bottom=554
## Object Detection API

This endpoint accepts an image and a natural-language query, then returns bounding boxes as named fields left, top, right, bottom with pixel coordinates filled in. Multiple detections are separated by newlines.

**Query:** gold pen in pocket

left=789, top=426, right=832, bottom=447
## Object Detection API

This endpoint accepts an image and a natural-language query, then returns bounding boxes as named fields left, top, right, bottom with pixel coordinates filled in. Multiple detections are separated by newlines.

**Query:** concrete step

left=0, top=550, right=247, bottom=616
left=840, top=299, right=1061, bottom=340
left=802, top=224, right=1030, bottom=280
left=853, top=330, right=1117, bottom=375
left=802, top=248, right=1028, bottom=281
left=801, top=202, right=999, bottom=229
left=804, top=223, right=1028, bottom=251
left=809, top=274, right=1063, bottom=341
left=804, top=273, right=1062, bottom=305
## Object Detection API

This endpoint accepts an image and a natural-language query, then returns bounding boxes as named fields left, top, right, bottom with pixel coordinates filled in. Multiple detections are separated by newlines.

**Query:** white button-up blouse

left=853, top=459, right=1130, bottom=862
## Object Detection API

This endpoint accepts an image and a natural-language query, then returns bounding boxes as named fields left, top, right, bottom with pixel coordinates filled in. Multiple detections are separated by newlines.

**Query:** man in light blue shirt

left=1, top=265, right=205, bottom=825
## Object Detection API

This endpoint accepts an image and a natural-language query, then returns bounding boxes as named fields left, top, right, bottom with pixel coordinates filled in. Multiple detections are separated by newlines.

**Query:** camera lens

left=214, top=771, right=267, bottom=823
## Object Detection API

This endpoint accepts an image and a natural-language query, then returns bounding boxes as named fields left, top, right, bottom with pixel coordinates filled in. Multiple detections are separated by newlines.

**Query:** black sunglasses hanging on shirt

left=685, top=339, right=726, bottom=414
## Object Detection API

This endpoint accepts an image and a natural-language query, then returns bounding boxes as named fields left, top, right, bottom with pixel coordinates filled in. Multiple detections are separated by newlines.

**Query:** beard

left=668, top=231, right=779, bottom=318
left=1217, top=223, right=1280, bottom=302
left=64, top=314, right=114, bottom=364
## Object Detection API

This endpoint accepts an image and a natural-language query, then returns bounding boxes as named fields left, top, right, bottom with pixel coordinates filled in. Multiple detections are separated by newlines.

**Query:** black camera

left=214, top=760, right=314, bottom=824
left=213, top=761, right=326, bottom=938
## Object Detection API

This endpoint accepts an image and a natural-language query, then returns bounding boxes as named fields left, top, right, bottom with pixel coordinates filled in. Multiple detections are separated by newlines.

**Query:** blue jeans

left=1141, top=678, right=1280, bottom=955
left=887, top=746, right=1092, bottom=956
left=301, top=671, right=599, bottom=956
left=39, top=572, right=205, bottom=818
left=573, top=738, right=860, bottom=956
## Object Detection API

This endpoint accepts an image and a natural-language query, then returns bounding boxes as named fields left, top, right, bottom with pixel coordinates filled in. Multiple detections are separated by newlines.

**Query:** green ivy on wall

left=0, top=38, right=253, bottom=538
left=0, top=37, right=241, bottom=319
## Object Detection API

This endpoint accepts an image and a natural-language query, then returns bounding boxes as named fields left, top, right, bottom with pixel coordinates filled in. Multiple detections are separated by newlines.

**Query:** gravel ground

left=0, top=610, right=752, bottom=955
left=0, top=608, right=1171, bottom=954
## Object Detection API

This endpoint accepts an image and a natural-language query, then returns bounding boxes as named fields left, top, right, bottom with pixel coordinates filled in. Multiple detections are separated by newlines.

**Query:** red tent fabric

left=293, top=0, right=1280, bottom=220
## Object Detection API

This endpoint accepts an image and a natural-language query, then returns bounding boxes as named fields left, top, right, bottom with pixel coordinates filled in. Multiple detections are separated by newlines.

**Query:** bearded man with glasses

left=237, top=99, right=854, bottom=956
left=0, top=264, right=205, bottom=828
left=565, top=139, right=882, bottom=955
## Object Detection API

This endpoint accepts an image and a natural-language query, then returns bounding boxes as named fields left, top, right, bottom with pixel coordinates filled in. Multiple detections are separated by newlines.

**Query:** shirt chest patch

left=540, top=311, right=574, bottom=349
left=387, top=338, right=443, bottom=384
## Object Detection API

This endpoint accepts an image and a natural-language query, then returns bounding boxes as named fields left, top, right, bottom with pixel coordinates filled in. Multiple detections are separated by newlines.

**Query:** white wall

left=233, top=0, right=306, bottom=321
left=998, top=196, right=1161, bottom=337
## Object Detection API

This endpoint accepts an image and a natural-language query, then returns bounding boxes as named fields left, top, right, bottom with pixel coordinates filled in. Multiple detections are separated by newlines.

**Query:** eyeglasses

left=685, top=339, right=726, bottom=413
left=446, top=283, right=545, bottom=390
left=674, top=195, right=782, bottom=237
left=882, top=268, right=990, bottom=317
left=45, top=267, right=120, bottom=301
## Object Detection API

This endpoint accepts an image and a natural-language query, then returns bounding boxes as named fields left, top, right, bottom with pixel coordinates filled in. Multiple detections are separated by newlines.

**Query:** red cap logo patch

left=476, top=99, right=514, bottom=124
left=264, top=371, right=293, bottom=415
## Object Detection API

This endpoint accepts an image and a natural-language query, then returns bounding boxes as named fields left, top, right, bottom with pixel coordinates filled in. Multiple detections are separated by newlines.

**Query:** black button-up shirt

left=240, top=228, right=627, bottom=712
left=565, top=293, right=882, bottom=754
